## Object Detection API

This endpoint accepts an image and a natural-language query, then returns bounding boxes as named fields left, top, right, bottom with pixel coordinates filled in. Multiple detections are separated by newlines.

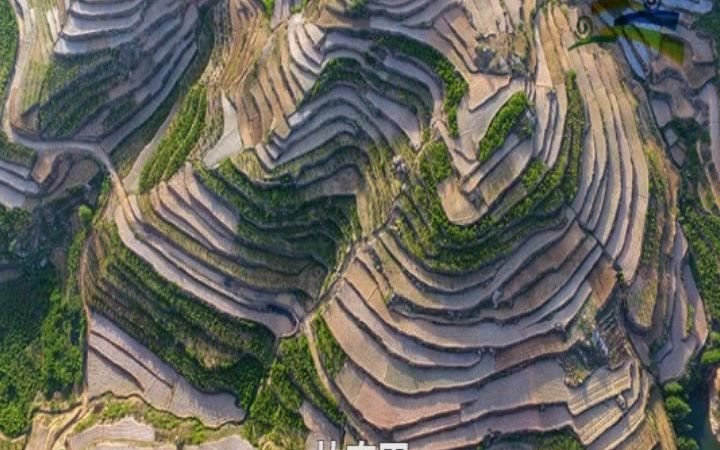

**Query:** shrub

left=139, top=83, right=207, bottom=192
left=374, top=35, right=468, bottom=137
left=669, top=118, right=710, bottom=147
left=0, top=205, right=31, bottom=256
left=663, top=382, right=685, bottom=398
left=665, top=396, right=691, bottom=421
left=678, top=146, right=720, bottom=327
left=280, top=335, right=343, bottom=424
left=262, top=0, right=274, bottom=16
left=0, top=0, right=17, bottom=102
left=103, top=96, right=137, bottom=129
left=677, top=437, right=700, bottom=450
left=534, top=434, right=583, bottom=450
left=308, top=58, right=365, bottom=101
left=477, top=92, right=531, bottom=162
left=246, top=333, right=344, bottom=442
left=0, top=267, right=83, bottom=437
left=702, top=348, right=720, bottom=366
left=313, top=317, right=346, bottom=378
left=419, top=140, right=453, bottom=185
left=392, top=74, right=585, bottom=273
left=522, top=159, right=546, bottom=189
left=78, top=205, right=93, bottom=226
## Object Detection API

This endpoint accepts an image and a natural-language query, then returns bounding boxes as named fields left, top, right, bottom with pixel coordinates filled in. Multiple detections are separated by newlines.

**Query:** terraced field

left=2, top=0, right=720, bottom=448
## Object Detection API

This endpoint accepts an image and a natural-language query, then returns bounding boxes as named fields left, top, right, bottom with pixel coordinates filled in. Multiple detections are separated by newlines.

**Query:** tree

left=78, top=204, right=93, bottom=226
left=663, top=382, right=685, bottom=398
left=702, top=348, right=720, bottom=367
left=677, top=437, right=700, bottom=450
left=665, top=396, right=691, bottom=422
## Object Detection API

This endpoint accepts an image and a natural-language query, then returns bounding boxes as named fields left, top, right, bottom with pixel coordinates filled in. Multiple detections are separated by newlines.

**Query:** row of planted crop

left=140, top=83, right=208, bottom=192
left=88, top=223, right=275, bottom=409
left=391, top=72, right=585, bottom=273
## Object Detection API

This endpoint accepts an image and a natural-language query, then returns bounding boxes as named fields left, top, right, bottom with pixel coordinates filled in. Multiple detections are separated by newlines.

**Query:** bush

left=308, top=59, right=365, bottom=101
left=0, top=205, right=31, bottom=257
left=313, top=317, right=346, bottom=378
left=374, top=35, right=468, bottom=137
left=78, top=205, right=93, bottom=226
left=262, top=0, right=274, bottom=16
left=663, top=382, right=685, bottom=398
left=522, top=159, right=546, bottom=189
left=279, top=335, right=343, bottom=424
left=477, top=92, right=531, bottom=163
left=665, top=396, right=691, bottom=421
left=139, top=84, right=207, bottom=192
left=419, top=140, right=453, bottom=185
left=677, top=437, right=700, bottom=450
left=0, top=0, right=17, bottom=103
left=103, top=97, right=137, bottom=129
left=670, top=118, right=710, bottom=147
left=39, top=66, right=116, bottom=137
left=678, top=145, right=720, bottom=327
left=534, top=434, right=583, bottom=450
left=696, top=3, right=720, bottom=69
left=702, top=348, right=720, bottom=366
left=194, top=160, right=360, bottom=271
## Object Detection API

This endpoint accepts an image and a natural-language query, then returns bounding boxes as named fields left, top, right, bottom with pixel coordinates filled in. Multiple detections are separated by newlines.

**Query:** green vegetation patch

left=279, top=336, right=343, bottom=424
left=195, top=159, right=360, bottom=271
left=0, top=134, right=35, bottom=168
left=479, top=429, right=583, bottom=450
left=37, top=53, right=124, bottom=138
left=671, top=115, right=720, bottom=450
left=262, top=0, right=274, bottom=17
left=0, top=204, right=31, bottom=258
left=0, top=267, right=84, bottom=437
left=103, top=96, right=137, bottom=129
left=0, top=0, right=17, bottom=102
left=675, top=121, right=720, bottom=326
left=0, top=270, right=56, bottom=437
left=393, top=72, right=584, bottom=272
left=374, top=34, right=468, bottom=137
left=641, top=150, right=666, bottom=267
left=245, top=333, right=343, bottom=446
left=75, top=397, right=220, bottom=445
left=308, top=58, right=366, bottom=101
left=113, top=6, right=214, bottom=177
left=477, top=92, right=532, bottom=163
left=661, top=381, right=699, bottom=450
left=140, top=83, right=208, bottom=192
left=306, top=57, right=432, bottom=125
left=88, top=224, right=274, bottom=410
left=290, top=0, right=307, bottom=14
left=521, top=158, right=546, bottom=190
left=0, top=199, right=92, bottom=438
left=313, top=316, right=347, bottom=379
left=0, top=0, right=35, bottom=167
